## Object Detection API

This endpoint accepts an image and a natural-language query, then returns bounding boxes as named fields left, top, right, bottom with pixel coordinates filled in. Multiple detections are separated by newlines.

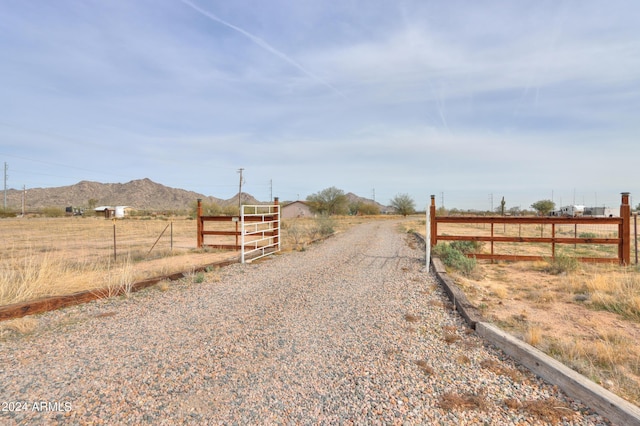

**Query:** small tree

left=508, top=206, right=521, bottom=216
left=390, top=193, right=415, bottom=217
left=306, top=187, right=349, bottom=216
left=349, top=201, right=380, bottom=215
left=530, top=199, right=555, bottom=216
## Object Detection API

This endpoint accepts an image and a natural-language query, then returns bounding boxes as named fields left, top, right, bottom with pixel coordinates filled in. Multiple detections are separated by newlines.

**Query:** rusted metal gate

left=429, top=193, right=632, bottom=265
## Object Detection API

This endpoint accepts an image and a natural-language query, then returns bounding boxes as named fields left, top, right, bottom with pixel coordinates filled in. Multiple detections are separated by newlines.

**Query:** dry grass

left=503, top=397, right=576, bottom=423
left=0, top=317, right=39, bottom=339
left=413, top=359, right=434, bottom=375
left=439, top=391, right=488, bottom=411
left=404, top=313, right=421, bottom=323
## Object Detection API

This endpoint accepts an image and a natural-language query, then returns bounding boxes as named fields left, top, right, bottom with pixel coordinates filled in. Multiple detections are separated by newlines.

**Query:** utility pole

left=489, top=193, right=493, bottom=212
left=372, top=188, right=375, bottom=202
left=270, top=179, right=273, bottom=202
left=22, top=185, right=26, bottom=216
left=440, top=192, right=444, bottom=209
left=237, top=168, right=244, bottom=214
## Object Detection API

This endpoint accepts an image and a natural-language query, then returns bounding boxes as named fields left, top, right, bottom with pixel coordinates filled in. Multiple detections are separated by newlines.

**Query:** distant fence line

left=429, top=193, right=633, bottom=265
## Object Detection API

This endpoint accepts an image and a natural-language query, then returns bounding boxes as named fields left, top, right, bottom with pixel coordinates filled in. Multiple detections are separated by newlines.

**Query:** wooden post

left=620, top=192, right=631, bottom=265
left=197, top=199, right=203, bottom=248
left=430, top=195, right=437, bottom=248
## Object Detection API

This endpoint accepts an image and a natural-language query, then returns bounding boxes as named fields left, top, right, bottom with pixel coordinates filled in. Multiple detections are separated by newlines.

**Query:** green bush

left=449, top=240, right=484, bottom=254
left=433, top=243, right=477, bottom=276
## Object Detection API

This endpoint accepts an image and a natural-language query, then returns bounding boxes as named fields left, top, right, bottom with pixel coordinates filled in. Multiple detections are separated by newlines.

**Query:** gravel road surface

left=0, top=220, right=611, bottom=425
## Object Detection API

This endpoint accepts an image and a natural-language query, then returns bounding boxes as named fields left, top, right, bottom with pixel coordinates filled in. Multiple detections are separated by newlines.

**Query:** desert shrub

left=579, top=232, right=598, bottom=239
left=356, top=202, right=381, bottom=215
left=433, top=243, right=477, bottom=276
left=450, top=240, right=484, bottom=254
left=313, top=215, right=335, bottom=237
left=543, top=254, right=579, bottom=275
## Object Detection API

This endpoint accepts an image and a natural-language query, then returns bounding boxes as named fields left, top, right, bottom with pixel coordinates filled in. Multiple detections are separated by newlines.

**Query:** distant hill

left=2, top=178, right=259, bottom=212
left=2, top=179, right=391, bottom=213
left=345, top=192, right=393, bottom=213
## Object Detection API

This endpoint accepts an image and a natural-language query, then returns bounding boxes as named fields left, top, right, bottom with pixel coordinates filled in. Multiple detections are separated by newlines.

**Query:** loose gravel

left=0, top=220, right=612, bottom=425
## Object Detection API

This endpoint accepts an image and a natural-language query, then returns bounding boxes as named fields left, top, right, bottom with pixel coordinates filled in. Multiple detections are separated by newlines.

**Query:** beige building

left=281, top=201, right=314, bottom=219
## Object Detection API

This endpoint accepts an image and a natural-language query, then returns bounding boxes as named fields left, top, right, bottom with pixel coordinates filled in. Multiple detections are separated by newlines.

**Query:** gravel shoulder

left=0, top=220, right=611, bottom=424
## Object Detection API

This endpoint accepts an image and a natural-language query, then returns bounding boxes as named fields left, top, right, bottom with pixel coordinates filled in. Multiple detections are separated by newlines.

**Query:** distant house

left=94, top=206, right=132, bottom=219
left=281, top=201, right=314, bottom=219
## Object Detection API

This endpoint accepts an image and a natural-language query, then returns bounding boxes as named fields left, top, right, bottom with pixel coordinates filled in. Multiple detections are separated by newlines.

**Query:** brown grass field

left=403, top=217, right=640, bottom=406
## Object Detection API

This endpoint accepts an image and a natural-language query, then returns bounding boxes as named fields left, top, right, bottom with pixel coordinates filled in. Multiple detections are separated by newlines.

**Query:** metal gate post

left=275, top=197, right=280, bottom=250
left=620, top=192, right=631, bottom=265
left=426, top=202, right=431, bottom=270
left=430, top=195, right=437, bottom=248
left=241, top=205, right=246, bottom=264
left=196, top=199, right=203, bottom=248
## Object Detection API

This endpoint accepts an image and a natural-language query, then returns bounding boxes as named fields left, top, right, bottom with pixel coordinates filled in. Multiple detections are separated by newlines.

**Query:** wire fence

left=1, top=216, right=198, bottom=266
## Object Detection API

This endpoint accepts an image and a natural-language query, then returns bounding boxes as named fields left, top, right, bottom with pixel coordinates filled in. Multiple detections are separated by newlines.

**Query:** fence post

left=196, top=199, right=203, bottom=248
left=241, top=205, right=245, bottom=264
left=620, top=192, right=631, bottom=265
left=430, top=195, right=437, bottom=248
left=113, top=219, right=117, bottom=260
left=634, top=212, right=638, bottom=265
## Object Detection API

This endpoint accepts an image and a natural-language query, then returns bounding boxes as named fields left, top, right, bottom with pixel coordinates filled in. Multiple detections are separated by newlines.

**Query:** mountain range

left=2, top=178, right=388, bottom=212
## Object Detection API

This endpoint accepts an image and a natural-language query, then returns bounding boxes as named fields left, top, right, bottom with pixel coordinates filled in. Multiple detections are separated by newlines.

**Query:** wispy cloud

left=179, top=0, right=346, bottom=99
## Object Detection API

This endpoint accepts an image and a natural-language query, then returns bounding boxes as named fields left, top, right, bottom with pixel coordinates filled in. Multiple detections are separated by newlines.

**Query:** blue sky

left=1, top=1, right=638, bottom=210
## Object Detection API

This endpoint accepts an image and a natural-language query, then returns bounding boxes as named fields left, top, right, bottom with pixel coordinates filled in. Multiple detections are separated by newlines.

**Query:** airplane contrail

left=179, top=0, right=347, bottom=98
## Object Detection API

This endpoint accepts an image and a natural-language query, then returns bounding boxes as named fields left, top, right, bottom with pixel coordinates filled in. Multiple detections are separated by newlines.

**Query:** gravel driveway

left=1, top=220, right=610, bottom=425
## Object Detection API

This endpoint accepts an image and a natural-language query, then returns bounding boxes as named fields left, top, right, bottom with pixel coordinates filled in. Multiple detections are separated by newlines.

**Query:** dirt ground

left=449, top=260, right=640, bottom=405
